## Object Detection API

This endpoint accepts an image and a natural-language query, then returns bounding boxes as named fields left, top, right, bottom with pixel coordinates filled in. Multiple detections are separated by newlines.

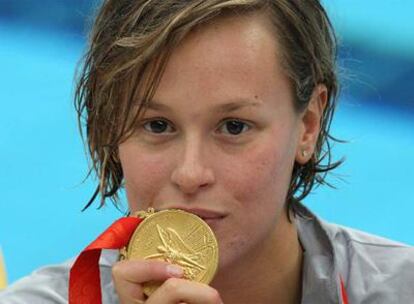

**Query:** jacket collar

left=295, top=203, right=344, bottom=303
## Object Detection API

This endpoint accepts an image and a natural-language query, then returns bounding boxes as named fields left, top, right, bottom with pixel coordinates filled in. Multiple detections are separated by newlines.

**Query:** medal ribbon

left=340, top=276, right=349, bottom=304
left=69, top=216, right=143, bottom=304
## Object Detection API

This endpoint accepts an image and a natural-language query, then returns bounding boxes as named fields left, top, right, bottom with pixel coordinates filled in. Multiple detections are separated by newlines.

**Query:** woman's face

left=119, top=13, right=319, bottom=270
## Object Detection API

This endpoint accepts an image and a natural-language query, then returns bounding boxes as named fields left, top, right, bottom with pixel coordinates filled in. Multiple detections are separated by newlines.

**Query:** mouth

left=163, top=206, right=227, bottom=225
left=202, top=217, right=224, bottom=227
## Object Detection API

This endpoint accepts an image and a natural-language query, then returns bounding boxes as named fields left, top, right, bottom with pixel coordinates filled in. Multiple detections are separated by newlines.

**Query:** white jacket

left=1, top=204, right=413, bottom=303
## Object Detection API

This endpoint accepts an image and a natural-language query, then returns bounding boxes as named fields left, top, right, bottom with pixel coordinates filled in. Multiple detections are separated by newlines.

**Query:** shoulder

left=0, top=258, right=71, bottom=303
left=296, top=203, right=414, bottom=303
left=0, top=250, right=119, bottom=304
left=321, top=220, right=414, bottom=303
left=321, top=219, right=414, bottom=269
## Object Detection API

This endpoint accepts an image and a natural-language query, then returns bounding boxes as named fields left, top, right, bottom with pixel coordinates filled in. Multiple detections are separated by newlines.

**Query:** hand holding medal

left=120, top=208, right=219, bottom=298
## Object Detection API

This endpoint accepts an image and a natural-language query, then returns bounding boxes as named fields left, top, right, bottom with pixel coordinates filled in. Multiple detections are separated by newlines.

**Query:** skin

left=113, top=12, right=327, bottom=304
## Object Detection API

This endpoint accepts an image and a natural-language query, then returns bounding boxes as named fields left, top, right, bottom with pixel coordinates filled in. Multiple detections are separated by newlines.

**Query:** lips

left=163, top=206, right=227, bottom=222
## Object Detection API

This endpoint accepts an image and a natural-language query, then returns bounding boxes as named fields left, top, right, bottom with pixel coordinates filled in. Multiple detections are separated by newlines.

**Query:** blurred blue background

left=1, top=0, right=413, bottom=284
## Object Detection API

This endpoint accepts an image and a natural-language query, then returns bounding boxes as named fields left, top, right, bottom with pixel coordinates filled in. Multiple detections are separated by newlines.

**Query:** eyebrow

left=213, top=99, right=262, bottom=113
left=144, top=98, right=262, bottom=113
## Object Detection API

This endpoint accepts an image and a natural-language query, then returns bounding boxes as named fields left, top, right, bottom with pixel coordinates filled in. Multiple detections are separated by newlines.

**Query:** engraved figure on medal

left=144, top=224, right=209, bottom=279
left=125, top=209, right=219, bottom=296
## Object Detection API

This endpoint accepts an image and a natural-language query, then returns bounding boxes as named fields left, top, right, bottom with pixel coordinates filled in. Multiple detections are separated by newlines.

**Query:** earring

left=301, top=150, right=308, bottom=158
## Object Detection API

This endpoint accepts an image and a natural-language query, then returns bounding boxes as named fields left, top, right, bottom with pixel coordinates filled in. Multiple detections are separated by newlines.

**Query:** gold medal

left=121, top=208, right=219, bottom=296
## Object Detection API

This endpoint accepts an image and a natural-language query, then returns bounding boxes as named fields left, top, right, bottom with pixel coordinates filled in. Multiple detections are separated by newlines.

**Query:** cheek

left=219, top=139, right=295, bottom=209
left=119, top=144, right=171, bottom=208
left=214, top=142, right=296, bottom=262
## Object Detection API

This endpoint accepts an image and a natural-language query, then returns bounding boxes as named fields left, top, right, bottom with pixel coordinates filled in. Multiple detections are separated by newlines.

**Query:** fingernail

left=166, top=264, right=183, bottom=277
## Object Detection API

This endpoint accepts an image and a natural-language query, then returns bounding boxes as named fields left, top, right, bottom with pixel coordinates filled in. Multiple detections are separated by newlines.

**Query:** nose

left=170, top=138, right=215, bottom=195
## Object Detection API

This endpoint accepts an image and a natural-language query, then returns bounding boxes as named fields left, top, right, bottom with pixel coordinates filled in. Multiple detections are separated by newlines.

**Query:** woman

left=1, top=0, right=413, bottom=303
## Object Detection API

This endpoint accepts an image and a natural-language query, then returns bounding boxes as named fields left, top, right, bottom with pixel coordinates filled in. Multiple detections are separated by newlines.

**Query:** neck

left=211, top=212, right=303, bottom=304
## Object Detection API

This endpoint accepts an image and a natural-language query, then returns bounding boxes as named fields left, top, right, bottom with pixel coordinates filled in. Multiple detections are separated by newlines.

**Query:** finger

left=146, top=278, right=223, bottom=304
left=112, top=259, right=184, bottom=284
left=112, top=259, right=184, bottom=303
left=113, top=277, right=144, bottom=304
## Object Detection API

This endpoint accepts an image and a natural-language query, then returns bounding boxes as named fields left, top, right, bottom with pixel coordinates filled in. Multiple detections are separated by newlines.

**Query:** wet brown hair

left=75, top=0, right=343, bottom=215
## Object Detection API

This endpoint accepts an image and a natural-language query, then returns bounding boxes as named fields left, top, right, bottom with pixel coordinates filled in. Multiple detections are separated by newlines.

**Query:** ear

left=295, top=84, right=328, bottom=165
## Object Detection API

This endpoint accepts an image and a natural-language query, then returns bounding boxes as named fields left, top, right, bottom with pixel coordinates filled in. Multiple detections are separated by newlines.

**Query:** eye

left=142, top=119, right=174, bottom=134
left=218, top=119, right=250, bottom=135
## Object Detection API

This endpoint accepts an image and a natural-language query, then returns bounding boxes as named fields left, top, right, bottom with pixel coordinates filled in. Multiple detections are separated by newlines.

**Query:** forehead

left=153, top=12, right=289, bottom=105
left=179, top=12, right=278, bottom=66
